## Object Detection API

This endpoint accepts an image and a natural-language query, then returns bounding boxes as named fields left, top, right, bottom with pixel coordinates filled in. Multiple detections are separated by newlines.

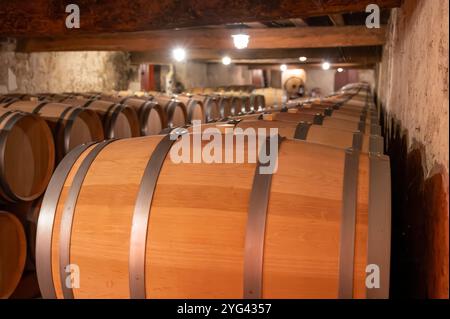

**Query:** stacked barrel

left=1, top=82, right=391, bottom=299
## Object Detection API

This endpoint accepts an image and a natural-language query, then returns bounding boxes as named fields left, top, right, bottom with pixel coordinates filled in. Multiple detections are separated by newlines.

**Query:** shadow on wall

left=379, top=104, right=449, bottom=299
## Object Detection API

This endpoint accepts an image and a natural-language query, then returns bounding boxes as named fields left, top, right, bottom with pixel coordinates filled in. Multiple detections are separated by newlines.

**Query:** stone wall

left=376, top=0, right=449, bottom=299
left=205, top=63, right=252, bottom=88
left=0, top=51, right=136, bottom=94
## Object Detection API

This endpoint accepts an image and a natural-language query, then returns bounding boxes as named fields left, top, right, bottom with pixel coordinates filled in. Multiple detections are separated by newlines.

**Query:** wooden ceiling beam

left=0, top=0, right=401, bottom=37
left=17, top=26, right=387, bottom=52
left=130, top=48, right=382, bottom=64
left=246, top=63, right=375, bottom=70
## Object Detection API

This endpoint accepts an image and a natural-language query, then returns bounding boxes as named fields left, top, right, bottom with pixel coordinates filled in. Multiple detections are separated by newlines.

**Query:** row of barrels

left=189, top=85, right=256, bottom=95
left=0, top=89, right=267, bottom=298
left=1, top=83, right=390, bottom=299
left=187, top=86, right=285, bottom=110
left=0, top=89, right=271, bottom=203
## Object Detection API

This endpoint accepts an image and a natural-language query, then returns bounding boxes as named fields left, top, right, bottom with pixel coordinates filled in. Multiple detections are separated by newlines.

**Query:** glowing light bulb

left=299, top=56, right=307, bottom=62
left=172, top=48, right=186, bottom=62
left=231, top=34, right=250, bottom=49
left=337, top=68, right=344, bottom=73
left=322, top=62, right=331, bottom=70
left=280, top=64, right=287, bottom=71
left=222, top=56, right=232, bottom=65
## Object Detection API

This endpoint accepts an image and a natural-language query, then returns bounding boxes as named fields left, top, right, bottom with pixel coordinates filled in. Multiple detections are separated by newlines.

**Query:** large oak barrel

left=274, top=112, right=374, bottom=134
left=120, top=97, right=167, bottom=136
left=300, top=105, right=371, bottom=123
left=174, top=95, right=205, bottom=124
left=150, top=95, right=188, bottom=127
left=250, top=94, right=266, bottom=111
left=228, top=96, right=245, bottom=115
left=311, top=100, right=368, bottom=113
left=38, top=94, right=73, bottom=103
left=230, top=113, right=265, bottom=121
left=187, top=118, right=379, bottom=153
left=240, top=95, right=252, bottom=113
left=36, top=133, right=391, bottom=299
left=234, top=119, right=378, bottom=153
left=0, top=211, right=26, bottom=298
left=215, top=95, right=234, bottom=118
left=62, top=98, right=140, bottom=139
left=1, top=94, right=41, bottom=103
left=192, top=95, right=221, bottom=122
left=4, top=197, right=43, bottom=271
left=1, top=101, right=104, bottom=162
left=0, top=109, right=55, bottom=202
left=99, top=96, right=167, bottom=136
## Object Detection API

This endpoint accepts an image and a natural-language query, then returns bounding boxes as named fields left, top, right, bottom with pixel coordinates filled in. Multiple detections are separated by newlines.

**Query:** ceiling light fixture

left=231, top=33, right=250, bottom=49
left=299, top=56, right=307, bottom=62
left=280, top=64, right=288, bottom=71
left=322, top=61, right=331, bottom=70
left=172, top=48, right=186, bottom=62
left=222, top=56, right=232, bottom=65
left=337, top=67, right=344, bottom=73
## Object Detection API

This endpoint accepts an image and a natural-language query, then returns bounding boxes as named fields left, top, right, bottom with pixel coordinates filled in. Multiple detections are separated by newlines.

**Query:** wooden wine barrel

left=35, top=133, right=390, bottom=299
left=215, top=95, right=234, bottom=118
left=62, top=98, right=140, bottom=139
left=0, top=211, right=26, bottom=299
left=193, top=116, right=381, bottom=154
left=301, top=105, right=368, bottom=123
left=126, top=98, right=167, bottom=135
left=228, top=96, right=245, bottom=115
left=2, top=101, right=104, bottom=162
left=303, top=100, right=376, bottom=118
left=240, top=95, right=252, bottom=113
left=0, top=109, right=55, bottom=202
left=273, top=112, right=377, bottom=134
left=38, top=93, right=73, bottom=103
left=230, top=113, right=265, bottom=121
left=312, top=100, right=368, bottom=113
left=235, top=119, right=380, bottom=153
left=2, top=196, right=43, bottom=271
left=309, top=105, right=379, bottom=129
left=0, top=96, right=15, bottom=104
left=191, top=95, right=221, bottom=122
left=150, top=95, right=188, bottom=127
left=174, top=95, right=205, bottom=124
left=250, top=94, right=266, bottom=111
left=100, top=96, right=167, bottom=136
left=64, top=93, right=101, bottom=100
left=0, top=94, right=30, bottom=102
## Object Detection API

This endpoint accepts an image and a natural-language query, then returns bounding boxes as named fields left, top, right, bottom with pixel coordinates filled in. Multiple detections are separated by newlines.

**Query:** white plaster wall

left=377, top=0, right=449, bottom=173
left=304, top=69, right=335, bottom=96
left=206, top=64, right=252, bottom=88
